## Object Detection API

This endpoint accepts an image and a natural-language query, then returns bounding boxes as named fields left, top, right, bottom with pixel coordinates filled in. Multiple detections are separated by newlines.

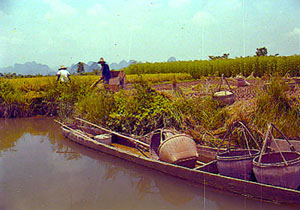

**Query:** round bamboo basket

left=158, top=134, right=198, bottom=168
left=253, top=152, right=300, bottom=189
left=213, top=91, right=235, bottom=105
left=217, top=149, right=260, bottom=180
left=236, top=78, right=246, bottom=87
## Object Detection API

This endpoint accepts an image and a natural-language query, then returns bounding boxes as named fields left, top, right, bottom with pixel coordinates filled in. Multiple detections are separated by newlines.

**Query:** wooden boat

left=55, top=118, right=300, bottom=205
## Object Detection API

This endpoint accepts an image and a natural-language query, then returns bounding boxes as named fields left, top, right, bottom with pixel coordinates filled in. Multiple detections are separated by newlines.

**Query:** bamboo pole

left=271, top=123, right=296, bottom=152
left=75, top=117, right=150, bottom=149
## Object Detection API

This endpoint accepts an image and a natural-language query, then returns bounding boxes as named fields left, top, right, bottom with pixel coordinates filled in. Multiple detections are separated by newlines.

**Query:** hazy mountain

left=0, top=58, right=174, bottom=76
left=110, top=62, right=119, bottom=70
left=88, top=62, right=101, bottom=72
left=87, top=61, right=95, bottom=66
left=110, top=60, right=136, bottom=70
left=167, top=57, right=177, bottom=62
left=0, top=66, right=14, bottom=74
left=0, top=62, right=52, bottom=75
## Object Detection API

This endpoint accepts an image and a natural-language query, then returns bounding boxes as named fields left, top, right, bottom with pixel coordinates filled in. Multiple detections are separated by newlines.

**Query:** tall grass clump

left=43, top=79, right=92, bottom=118
left=75, top=89, right=116, bottom=123
left=254, top=76, right=300, bottom=139
left=0, top=78, right=32, bottom=117
left=173, top=95, right=229, bottom=145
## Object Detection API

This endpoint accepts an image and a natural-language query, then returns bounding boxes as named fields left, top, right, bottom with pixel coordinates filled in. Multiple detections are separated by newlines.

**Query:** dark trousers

left=103, top=78, right=110, bottom=84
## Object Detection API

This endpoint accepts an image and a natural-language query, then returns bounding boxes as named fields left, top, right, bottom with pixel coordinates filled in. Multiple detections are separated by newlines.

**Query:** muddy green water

left=0, top=118, right=299, bottom=210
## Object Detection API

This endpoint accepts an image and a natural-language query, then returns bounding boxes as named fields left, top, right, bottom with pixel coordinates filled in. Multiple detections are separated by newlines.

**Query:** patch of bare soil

left=151, top=78, right=265, bottom=100
left=126, top=78, right=300, bottom=101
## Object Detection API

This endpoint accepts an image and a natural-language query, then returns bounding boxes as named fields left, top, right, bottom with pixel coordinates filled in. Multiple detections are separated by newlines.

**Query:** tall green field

left=124, top=55, right=300, bottom=78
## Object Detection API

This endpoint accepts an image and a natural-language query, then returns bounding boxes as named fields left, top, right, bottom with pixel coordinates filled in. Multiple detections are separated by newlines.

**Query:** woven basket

left=158, top=134, right=198, bottom=168
left=236, top=77, right=245, bottom=85
left=217, top=149, right=260, bottom=180
left=213, top=91, right=235, bottom=105
left=253, top=152, right=300, bottom=189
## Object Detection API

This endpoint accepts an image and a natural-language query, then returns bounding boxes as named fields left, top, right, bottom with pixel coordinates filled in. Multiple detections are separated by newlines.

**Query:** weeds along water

left=1, top=71, right=300, bottom=146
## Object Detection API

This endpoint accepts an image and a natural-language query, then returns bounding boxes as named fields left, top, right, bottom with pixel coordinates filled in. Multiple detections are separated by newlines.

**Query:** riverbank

left=1, top=75, right=300, bottom=146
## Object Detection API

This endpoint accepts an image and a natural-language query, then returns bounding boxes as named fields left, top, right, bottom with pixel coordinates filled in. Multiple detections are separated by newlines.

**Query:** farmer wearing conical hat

left=98, top=57, right=111, bottom=84
left=56, top=65, right=71, bottom=83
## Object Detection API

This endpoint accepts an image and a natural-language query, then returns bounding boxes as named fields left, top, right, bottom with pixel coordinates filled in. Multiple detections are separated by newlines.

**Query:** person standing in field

left=98, top=57, right=111, bottom=84
left=56, top=65, right=71, bottom=83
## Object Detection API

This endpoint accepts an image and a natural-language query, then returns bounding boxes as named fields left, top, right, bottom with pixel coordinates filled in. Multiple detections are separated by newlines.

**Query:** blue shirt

left=101, top=63, right=111, bottom=81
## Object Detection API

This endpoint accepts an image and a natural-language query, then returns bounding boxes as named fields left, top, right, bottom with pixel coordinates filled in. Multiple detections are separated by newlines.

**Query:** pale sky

left=0, top=0, right=300, bottom=68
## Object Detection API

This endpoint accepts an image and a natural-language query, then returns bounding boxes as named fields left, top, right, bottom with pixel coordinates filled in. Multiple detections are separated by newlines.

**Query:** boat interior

left=60, top=119, right=300, bottom=191
left=64, top=122, right=218, bottom=172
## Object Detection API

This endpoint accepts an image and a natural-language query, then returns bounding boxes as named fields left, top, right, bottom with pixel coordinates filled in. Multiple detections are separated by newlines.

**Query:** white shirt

left=57, top=70, right=70, bottom=82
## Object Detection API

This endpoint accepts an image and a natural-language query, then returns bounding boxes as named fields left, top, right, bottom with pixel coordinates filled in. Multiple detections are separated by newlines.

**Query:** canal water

left=0, top=118, right=299, bottom=210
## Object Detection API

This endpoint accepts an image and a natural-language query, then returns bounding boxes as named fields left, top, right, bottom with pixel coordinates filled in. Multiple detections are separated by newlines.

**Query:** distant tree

left=222, top=53, right=229, bottom=59
left=256, top=47, right=268, bottom=56
left=208, top=53, right=230, bottom=60
left=77, top=62, right=85, bottom=74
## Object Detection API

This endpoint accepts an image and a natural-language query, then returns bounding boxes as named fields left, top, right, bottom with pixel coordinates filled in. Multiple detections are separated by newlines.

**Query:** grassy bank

left=0, top=73, right=191, bottom=119
left=1, top=73, right=299, bottom=147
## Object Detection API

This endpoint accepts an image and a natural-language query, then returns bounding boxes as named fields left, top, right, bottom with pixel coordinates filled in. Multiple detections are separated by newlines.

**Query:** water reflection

left=0, top=117, right=81, bottom=160
left=0, top=118, right=299, bottom=210
left=64, top=138, right=195, bottom=206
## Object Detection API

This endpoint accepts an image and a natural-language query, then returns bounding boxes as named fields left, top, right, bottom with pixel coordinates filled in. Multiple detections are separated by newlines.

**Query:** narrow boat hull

left=59, top=123, right=300, bottom=205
